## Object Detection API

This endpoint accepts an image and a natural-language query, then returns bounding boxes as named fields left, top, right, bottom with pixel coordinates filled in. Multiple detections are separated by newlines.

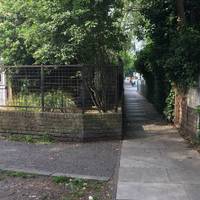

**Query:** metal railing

left=0, top=65, right=123, bottom=113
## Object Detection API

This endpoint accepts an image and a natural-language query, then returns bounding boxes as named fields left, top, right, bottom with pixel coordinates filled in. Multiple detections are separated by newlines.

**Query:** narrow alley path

left=116, top=83, right=200, bottom=200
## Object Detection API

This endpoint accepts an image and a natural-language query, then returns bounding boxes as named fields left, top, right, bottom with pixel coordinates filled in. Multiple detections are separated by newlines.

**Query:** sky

left=131, top=39, right=144, bottom=54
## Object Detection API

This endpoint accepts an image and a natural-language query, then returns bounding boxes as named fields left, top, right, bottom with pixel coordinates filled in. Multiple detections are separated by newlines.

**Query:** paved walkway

left=116, top=84, right=200, bottom=200
left=0, top=140, right=120, bottom=181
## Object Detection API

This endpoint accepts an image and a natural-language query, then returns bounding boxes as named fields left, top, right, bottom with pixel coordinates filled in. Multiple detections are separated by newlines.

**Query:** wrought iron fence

left=0, top=65, right=123, bottom=113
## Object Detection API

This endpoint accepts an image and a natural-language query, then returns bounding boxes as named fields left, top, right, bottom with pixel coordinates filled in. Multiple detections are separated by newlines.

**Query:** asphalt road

left=0, top=139, right=121, bottom=181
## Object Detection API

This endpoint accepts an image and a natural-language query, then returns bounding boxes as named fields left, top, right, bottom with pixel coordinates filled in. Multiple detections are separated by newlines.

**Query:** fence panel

left=0, top=65, right=122, bottom=113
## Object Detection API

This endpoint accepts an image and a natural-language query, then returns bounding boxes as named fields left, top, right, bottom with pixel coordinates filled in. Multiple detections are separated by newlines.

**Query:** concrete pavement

left=116, top=84, right=200, bottom=200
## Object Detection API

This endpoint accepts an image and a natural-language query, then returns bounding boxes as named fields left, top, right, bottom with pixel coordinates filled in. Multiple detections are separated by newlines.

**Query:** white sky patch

left=130, top=39, right=144, bottom=54
left=135, top=40, right=144, bottom=51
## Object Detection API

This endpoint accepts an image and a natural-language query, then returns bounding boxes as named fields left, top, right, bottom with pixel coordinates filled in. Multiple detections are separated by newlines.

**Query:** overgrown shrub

left=164, top=28, right=200, bottom=90
left=8, top=90, right=76, bottom=112
left=44, top=90, right=76, bottom=112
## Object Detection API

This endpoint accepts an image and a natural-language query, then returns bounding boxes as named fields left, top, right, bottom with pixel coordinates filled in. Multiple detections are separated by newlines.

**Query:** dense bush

left=134, top=44, right=168, bottom=113
left=165, top=28, right=200, bottom=89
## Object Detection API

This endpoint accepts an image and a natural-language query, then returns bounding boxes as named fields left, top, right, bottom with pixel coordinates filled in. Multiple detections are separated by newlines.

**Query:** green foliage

left=165, top=28, right=200, bottom=89
left=44, top=90, right=76, bottom=112
left=8, top=134, right=54, bottom=144
left=134, top=43, right=168, bottom=112
left=0, top=0, right=127, bottom=65
left=53, top=177, right=87, bottom=191
left=134, top=43, right=154, bottom=77
left=132, top=0, right=200, bottom=114
left=120, top=51, right=135, bottom=76
left=0, top=170, right=37, bottom=179
left=196, top=132, right=200, bottom=145
left=52, top=176, right=70, bottom=184
left=9, top=90, right=76, bottom=112
left=197, top=105, right=200, bottom=114
left=5, top=171, right=36, bottom=178
left=133, top=0, right=200, bottom=90
left=0, top=0, right=127, bottom=113
left=196, top=105, right=200, bottom=143
left=53, top=176, right=104, bottom=200
left=10, top=93, right=40, bottom=111
left=164, top=88, right=175, bottom=121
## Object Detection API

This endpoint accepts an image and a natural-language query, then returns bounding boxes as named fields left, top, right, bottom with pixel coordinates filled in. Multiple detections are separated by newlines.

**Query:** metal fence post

left=82, top=66, right=85, bottom=114
left=41, top=66, right=45, bottom=112
left=115, top=66, right=119, bottom=113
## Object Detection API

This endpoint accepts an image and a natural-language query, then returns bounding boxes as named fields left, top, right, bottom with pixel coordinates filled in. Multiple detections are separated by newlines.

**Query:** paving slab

left=116, top=84, right=200, bottom=200
left=118, top=167, right=170, bottom=183
left=117, top=182, right=189, bottom=200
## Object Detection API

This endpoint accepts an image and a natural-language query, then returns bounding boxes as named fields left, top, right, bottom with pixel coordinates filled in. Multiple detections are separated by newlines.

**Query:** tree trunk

left=176, top=0, right=186, bottom=27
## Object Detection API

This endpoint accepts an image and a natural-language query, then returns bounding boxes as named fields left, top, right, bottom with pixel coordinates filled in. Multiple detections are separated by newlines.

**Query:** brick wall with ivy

left=174, top=82, right=200, bottom=138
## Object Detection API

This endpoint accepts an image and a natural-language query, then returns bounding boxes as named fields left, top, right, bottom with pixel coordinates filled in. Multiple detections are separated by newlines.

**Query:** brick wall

left=83, top=113, right=122, bottom=140
left=174, top=90, right=199, bottom=137
left=0, top=111, right=84, bottom=140
left=0, top=110, right=122, bottom=141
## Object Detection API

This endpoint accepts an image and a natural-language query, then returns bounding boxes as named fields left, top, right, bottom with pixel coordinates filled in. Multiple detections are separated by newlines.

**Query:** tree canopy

left=0, top=0, right=200, bottom=90
left=131, top=0, right=200, bottom=89
left=0, top=0, right=127, bottom=65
